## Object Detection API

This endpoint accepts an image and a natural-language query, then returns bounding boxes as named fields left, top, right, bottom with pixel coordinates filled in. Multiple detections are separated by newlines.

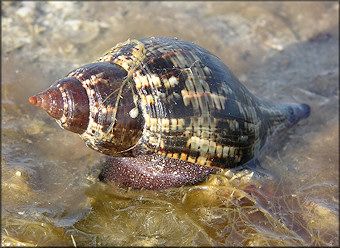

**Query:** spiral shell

left=29, top=37, right=310, bottom=189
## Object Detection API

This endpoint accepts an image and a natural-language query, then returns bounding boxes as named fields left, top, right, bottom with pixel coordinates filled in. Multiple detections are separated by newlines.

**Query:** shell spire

left=29, top=62, right=144, bottom=156
left=29, top=77, right=90, bottom=134
left=29, top=87, right=64, bottom=120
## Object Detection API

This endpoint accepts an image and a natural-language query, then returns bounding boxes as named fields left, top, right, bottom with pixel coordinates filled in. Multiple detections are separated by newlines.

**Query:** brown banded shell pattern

left=94, top=37, right=290, bottom=169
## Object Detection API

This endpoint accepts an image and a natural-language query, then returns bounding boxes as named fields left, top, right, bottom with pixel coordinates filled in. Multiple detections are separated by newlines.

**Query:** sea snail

left=29, top=37, right=310, bottom=190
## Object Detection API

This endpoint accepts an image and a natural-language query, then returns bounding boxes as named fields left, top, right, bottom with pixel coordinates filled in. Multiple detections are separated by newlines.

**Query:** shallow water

left=2, top=1, right=339, bottom=246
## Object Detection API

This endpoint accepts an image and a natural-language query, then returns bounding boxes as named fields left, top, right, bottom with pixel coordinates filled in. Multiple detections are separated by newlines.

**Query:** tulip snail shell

left=29, top=37, right=310, bottom=190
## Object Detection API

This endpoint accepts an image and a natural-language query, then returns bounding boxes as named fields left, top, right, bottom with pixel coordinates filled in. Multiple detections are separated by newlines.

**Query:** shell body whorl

left=29, top=37, right=310, bottom=189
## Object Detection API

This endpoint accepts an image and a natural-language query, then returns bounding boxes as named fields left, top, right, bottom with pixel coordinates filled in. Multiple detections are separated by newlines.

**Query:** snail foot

left=98, top=153, right=219, bottom=190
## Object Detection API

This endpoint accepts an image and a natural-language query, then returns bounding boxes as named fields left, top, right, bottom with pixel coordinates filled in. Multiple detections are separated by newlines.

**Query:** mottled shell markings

left=29, top=37, right=311, bottom=175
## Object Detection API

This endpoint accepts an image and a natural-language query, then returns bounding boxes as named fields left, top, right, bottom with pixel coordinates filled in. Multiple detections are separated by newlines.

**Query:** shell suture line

left=104, top=40, right=147, bottom=136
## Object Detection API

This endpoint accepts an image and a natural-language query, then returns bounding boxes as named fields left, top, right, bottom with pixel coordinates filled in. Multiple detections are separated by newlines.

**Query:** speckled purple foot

left=98, top=153, right=219, bottom=190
